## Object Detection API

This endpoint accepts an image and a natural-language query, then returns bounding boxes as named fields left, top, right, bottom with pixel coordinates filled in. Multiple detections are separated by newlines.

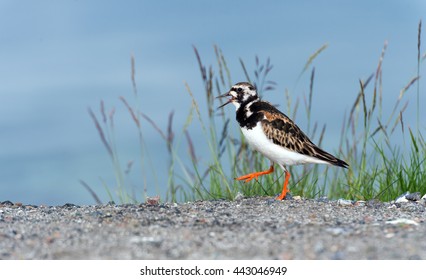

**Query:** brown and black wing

left=253, top=101, right=348, bottom=168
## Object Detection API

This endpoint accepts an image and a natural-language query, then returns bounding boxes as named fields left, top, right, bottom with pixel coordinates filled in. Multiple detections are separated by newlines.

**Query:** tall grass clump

left=82, top=54, right=153, bottom=204
left=85, top=21, right=425, bottom=203
left=338, top=41, right=425, bottom=201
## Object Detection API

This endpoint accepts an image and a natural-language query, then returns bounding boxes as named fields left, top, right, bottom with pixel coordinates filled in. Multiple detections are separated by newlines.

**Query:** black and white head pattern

left=228, top=82, right=259, bottom=109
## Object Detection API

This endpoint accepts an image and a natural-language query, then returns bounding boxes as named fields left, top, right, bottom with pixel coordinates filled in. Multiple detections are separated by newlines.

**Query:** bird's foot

left=274, top=171, right=291, bottom=200
left=235, top=166, right=274, bottom=183
left=235, top=172, right=261, bottom=182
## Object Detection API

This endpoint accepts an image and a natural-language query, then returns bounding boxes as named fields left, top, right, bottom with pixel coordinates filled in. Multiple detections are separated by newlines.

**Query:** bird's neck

left=235, top=96, right=261, bottom=129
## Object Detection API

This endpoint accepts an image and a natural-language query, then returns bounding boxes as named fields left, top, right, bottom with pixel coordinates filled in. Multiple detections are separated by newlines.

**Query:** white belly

left=241, top=122, right=329, bottom=167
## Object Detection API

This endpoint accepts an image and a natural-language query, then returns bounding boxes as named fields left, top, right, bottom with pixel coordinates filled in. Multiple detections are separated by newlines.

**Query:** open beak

left=216, top=91, right=233, bottom=109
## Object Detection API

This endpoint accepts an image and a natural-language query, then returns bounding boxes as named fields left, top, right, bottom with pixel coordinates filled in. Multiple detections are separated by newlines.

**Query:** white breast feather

left=241, top=122, right=330, bottom=167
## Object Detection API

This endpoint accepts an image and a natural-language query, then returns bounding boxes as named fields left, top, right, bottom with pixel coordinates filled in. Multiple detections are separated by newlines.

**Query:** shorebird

left=217, top=82, right=348, bottom=200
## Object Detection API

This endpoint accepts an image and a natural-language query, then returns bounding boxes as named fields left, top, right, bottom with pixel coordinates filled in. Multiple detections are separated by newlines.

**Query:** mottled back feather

left=250, top=101, right=348, bottom=168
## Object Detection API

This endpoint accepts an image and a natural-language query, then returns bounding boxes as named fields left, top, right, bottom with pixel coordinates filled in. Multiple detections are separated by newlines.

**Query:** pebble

left=419, top=195, right=426, bottom=206
left=354, top=201, right=366, bottom=207
left=146, top=196, right=160, bottom=206
left=385, top=232, right=395, bottom=238
left=0, top=201, right=14, bottom=207
left=234, top=192, right=244, bottom=201
left=283, top=193, right=293, bottom=200
left=385, top=218, right=419, bottom=226
left=62, top=203, right=79, bottom=208
left=395, top=192, right=409, bottom=203
left=366, top=199, right=383, bottom=208
left=337, top=198, right=353, bottom=206
left=316, top=196, right=329, bottom=203
left=326, top=227, right=346, bottom=236
left=405, top=192, right=421, bottom=201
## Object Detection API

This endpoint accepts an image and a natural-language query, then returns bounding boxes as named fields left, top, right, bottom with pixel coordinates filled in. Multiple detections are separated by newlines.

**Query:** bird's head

left=217, top=82, right=259, bottom=110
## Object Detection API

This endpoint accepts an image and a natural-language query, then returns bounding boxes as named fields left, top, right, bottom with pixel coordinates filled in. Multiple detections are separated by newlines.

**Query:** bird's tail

left=313, top=146, right=349, bottom=168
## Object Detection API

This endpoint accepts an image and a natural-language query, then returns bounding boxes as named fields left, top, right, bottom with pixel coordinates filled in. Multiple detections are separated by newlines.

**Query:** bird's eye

left=237, top=88, right=242, bottom=92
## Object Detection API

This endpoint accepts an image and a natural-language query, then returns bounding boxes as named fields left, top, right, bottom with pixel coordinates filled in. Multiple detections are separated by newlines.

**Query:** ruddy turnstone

left=217, top=82, right=348, bottom=200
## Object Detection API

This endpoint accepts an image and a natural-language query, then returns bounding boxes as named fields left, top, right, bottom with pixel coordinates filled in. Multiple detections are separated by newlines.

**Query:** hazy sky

left=0, top=1, right=424, bottom=205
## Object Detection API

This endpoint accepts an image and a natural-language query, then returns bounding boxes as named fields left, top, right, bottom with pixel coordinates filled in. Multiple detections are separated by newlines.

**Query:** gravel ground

left=0, top=195, right=425, bottom=260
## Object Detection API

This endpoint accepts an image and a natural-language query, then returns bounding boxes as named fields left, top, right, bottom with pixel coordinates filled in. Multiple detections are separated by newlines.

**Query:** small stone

left=406, top=192, right=421, bottom=201
left=385, top=232, right=395, bottom=238
left=368, top=200, right=384, bottom=209
left=146, top=196, right=160, bottom=206
left=103, top=212, right=113, bottom=218
left=234, top=192, right=244, bottom=201
left=419, top=195, right=426, bottom=206
left=354, top=200, right=366, bottom=206
left=326, top=227, right=345, bottom=236
left=317, top=196, right=329, bottom=203
left=1, top=201, right=14, bottom=206
left=283, top=193, right=293, bottom=200
left=395, top=192, right=410, bottom=203
left=337, top=198, right=353, bottom=206
left=293, top=196, right=301, bottom=201
left=62, top=203, right=78, bottom=208
left=266, top=198, right=279, bottom=205
left=385, top=218, right=419, bottom=226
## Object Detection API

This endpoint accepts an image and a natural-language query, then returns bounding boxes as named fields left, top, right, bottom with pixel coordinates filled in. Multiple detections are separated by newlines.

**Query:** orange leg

left=235, top=165, right=274, bottom=182
left=276, top=171, right=290, bottom=200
